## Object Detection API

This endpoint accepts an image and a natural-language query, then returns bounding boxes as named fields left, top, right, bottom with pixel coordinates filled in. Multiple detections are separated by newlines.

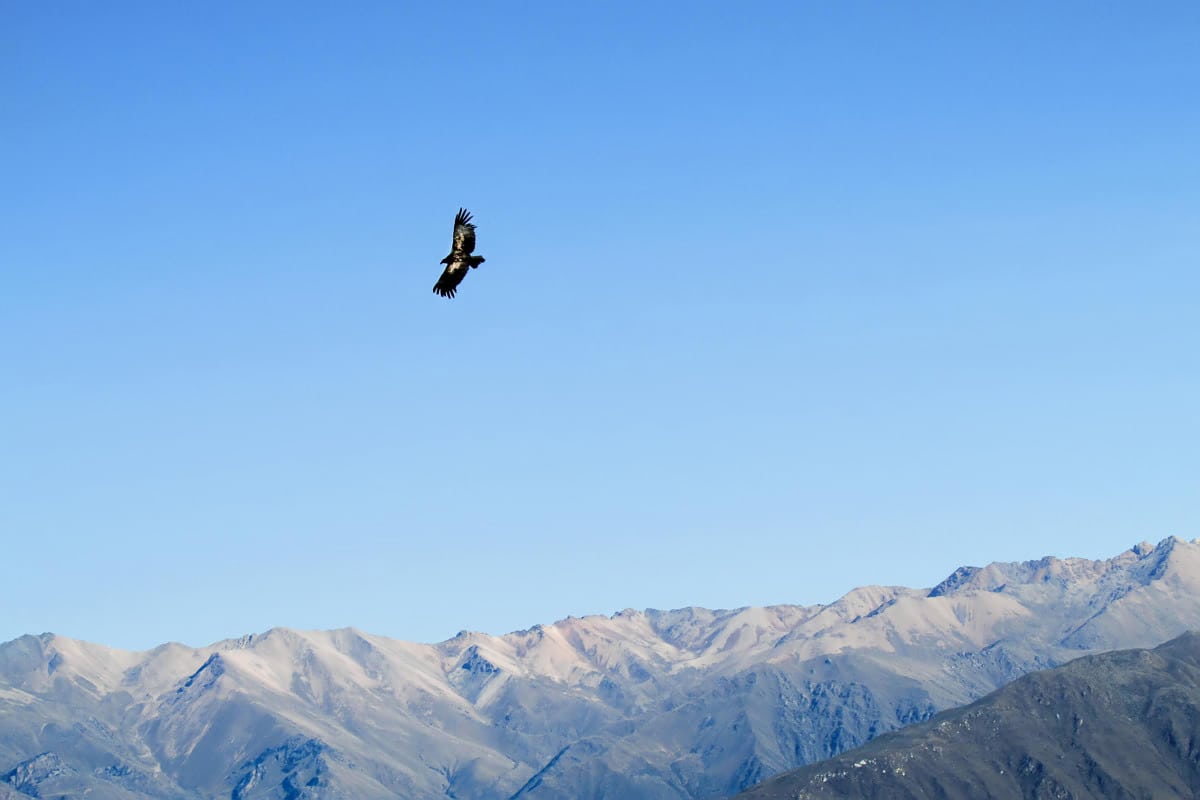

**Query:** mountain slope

left=3, top=537, right=1200, bottom=799
left=737, top=631, right=1200, bottom=799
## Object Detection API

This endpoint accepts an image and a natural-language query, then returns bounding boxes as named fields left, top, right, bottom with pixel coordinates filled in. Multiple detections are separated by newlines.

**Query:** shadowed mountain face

left=737, top=631, right=1200, bottom=800
left=3, top=538, right=1200, bottom=799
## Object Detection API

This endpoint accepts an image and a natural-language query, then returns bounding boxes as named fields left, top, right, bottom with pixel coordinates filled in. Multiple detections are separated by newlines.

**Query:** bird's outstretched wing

left=433, top=262, right=468, bottom=298
left=450, top=208, right=476, bottom=256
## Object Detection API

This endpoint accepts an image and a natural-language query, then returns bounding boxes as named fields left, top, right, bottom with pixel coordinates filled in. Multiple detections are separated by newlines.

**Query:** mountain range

left=3, top=536, right=1200, bottom=798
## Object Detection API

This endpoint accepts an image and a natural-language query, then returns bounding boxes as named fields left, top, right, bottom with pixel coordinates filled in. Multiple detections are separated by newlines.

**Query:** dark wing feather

left=450, top=207, right=477, bottom=256
left=433, top=261, right=468, bottom=298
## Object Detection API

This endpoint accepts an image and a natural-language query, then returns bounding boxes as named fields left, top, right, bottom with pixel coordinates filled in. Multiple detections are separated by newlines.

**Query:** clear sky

left=2, top=2, right=1198, bottom=651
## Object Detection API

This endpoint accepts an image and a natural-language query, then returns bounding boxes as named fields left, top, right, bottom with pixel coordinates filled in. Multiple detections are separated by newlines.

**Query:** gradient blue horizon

left=2, top=2, right=1198, bottom=651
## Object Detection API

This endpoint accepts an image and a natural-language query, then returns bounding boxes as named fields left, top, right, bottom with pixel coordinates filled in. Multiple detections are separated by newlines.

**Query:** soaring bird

left=433, top=208, right=486, bottom=298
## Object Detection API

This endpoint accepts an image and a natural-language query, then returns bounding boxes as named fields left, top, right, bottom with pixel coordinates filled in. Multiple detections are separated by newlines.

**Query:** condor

left=432, top=208, right=486, bottom=299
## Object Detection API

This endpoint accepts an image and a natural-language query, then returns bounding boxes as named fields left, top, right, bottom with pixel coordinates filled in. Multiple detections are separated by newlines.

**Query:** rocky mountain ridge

left=737, top=630, right=1200, bottom=799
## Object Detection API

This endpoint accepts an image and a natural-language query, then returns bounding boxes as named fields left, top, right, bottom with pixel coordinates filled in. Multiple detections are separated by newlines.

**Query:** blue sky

left=2, top=2, right=1198, bottom=651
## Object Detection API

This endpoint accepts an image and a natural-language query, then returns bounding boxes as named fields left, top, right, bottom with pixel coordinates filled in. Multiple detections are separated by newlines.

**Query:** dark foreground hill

left=737, top=631, right=1200, bottom=799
